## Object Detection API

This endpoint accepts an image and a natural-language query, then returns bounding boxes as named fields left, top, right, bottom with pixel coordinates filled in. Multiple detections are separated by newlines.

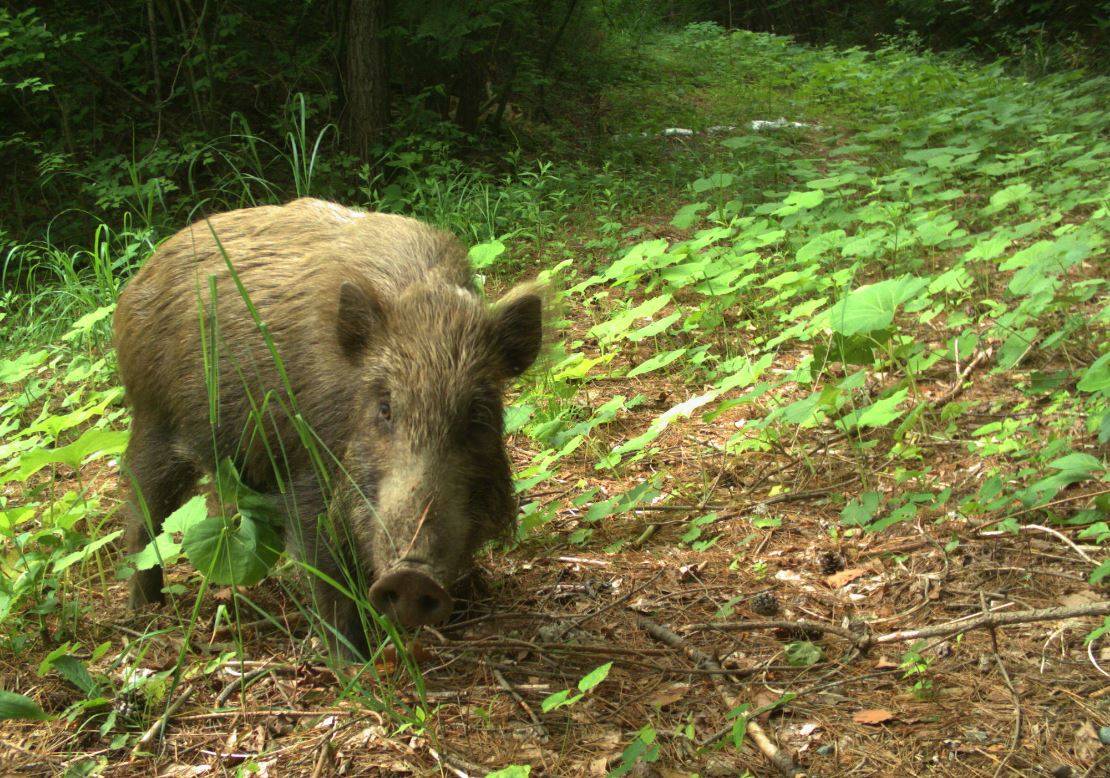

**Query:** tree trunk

left=344, top=0, right=389, bottom=160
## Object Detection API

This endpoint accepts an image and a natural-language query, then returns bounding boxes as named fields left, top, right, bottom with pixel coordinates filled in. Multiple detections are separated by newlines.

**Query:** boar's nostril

left=369, top=567, right=452, bottom=628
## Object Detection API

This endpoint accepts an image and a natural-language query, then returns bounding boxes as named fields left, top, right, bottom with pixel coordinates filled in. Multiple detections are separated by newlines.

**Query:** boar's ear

left=337, top=281, right=385, bottom=360
left=492, top=284, right=543, bottom=377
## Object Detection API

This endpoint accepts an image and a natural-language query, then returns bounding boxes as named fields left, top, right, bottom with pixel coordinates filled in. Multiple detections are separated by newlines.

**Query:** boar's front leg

left=289, top=515, right=372, bottom=661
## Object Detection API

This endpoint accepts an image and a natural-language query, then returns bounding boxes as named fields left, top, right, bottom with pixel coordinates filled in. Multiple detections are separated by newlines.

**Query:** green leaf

left=540, top=689, right=579, bottom=712
left=18, top=428, right=129, bottom=480
left=131, top=532, right=183, bottom=571
left=1078, top=353, right=1110, bottom=393
left=485, top=767, right=531, bottom=778
left=627, top=310, right=682, bottom=342
left=53, top=530, right=123, bottom=573
left=578, top=661, right=613, bottom=692
left=841, top=492, right=881, bottom=527
left=0, top=350, right=49, bottom=384
left=827, top=276, right=929, bottom=336
left=182, top=513, right=282, bottom=587
left=165, top=495, right=213, bottom=535
left=0, top=691, right=48, bottom=721
left=692, top=172, right=734, bottom=192
left=1048, top=453, right=1103, bottom=474
left=468, top=240, right=506, bottom=269
left=840, top=388, right=909, bottom=431
left=986, top=182, right=1033, bottom=211
left=504, top=404, right=534, bottom=435
left=796, top=229, right=846, bottom=263
left=785, top=641, right=823, bottom=667
left=61, top=305, right=115, bottom=341
left=50, top=655, right=99, bottom=697
left=627, top=348, right=686, bottom=378
left=1091, top=560, right=1110, bottom=585
left=774, top=189, right=824, bottom=215
left=671, top=202, right=709, bottom=229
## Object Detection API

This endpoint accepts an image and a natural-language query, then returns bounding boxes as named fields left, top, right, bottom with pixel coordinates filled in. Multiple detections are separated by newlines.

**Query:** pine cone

left=818, top=551, right=845, bottom=575
left=750, top=590, right=780, bottom=616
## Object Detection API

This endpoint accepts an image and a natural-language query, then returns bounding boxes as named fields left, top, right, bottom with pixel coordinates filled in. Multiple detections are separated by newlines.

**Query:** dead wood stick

left=427, top=746, right=485, bottom=778
left=309, top=717, right=337, bottom=778
left=132, top=678, right=200, bottom=754
left=980, top=593, right=1021, bottom=778
left=492, top=667, right=550, bottom=742
left=930, top=348, right=991, bottom=407
left=980, top=523, right=1096, bottom=564
left=707, top=619, right=860, bottom=643
left=635, top=615, right=802, bottom=777
left=872, top=601, right=1110, bottom=645
left=704, top=601, right=1110, bottom=651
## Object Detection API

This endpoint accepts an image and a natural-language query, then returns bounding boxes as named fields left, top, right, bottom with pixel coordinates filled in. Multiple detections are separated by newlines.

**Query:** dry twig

left=634, top=614, right=802, bottom=777
left=492, top=666, right=550, bottom=741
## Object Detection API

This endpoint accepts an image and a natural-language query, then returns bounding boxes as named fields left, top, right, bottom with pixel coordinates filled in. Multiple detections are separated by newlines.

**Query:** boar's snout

left=369, top=565, right=453, bottom=628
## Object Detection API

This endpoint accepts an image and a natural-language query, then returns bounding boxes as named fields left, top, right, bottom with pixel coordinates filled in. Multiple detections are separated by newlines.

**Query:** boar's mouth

left=368, top=559, right=453, bottom=628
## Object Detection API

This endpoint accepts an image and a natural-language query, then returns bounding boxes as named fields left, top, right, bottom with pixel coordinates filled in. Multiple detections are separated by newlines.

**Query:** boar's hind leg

left=124, top=413, right=198, bottom=608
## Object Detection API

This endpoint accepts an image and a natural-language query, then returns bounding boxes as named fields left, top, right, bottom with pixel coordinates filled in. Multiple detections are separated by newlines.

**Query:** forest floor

left=2, top=25, right=1108, bottom=778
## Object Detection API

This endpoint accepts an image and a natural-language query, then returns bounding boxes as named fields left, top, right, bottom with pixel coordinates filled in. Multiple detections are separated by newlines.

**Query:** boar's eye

left=378, top=394, right=392, bottom=422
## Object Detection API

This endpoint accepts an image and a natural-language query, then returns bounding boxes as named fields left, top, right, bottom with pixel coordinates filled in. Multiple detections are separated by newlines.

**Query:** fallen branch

left=707, top=619, right=860, bottom=643
left=492, top=667, right=549, bottom=742
left=635, top=615, right=802, bottom=777
left=980, top=523, right=1096, bottom=565
left=979, top=593, right=1021, bottom=778
left=703, top=601, right=1110, bottom=652
left=132, top=678, right=200, bottom=755
left=871, top=601, right=1110, bottom=646
left=930, top=348, right=991, bottom=407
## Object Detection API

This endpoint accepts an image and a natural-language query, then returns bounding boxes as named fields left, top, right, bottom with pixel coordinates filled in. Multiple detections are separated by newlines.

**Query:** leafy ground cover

left=1, top=24, right=1108, bottom=777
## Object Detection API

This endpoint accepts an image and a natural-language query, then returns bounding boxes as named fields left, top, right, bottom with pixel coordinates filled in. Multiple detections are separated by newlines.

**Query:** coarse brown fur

left=114, top=197, right=543, bottom=657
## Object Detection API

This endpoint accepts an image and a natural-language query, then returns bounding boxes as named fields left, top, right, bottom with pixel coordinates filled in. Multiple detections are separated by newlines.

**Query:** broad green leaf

left=1048, top=453, right=1103, bottom=474
left=841, top=492, right=881, bottom=527
left=1091, top=560, right=1110, bottom=585
left=692, top=172, right=734, bottom=192
left=50, top=655, right=99, bottom=696
left=626, top=310, right=682, bottom=342
left=1078, top=353, right=1110, bottom=393
left=578, top=662, right=613, bottom=692
left=827, top=276, right=929, bottom=336
left=53, top=530, right=123, bottom=572
left=627, top=348, right=686, bottom=378
left=986, top=182, right=1033, bottom=211
left=785, top=641, right=822, bottom=667
left=796, top=229, right=846, bottom=263
left=589, top=294, right=671, bottom=342
left=61, top=305, right=115, bottom=341
left=468, top=240, right=505, bottom=269
left=182, top=514, right=282, bottom=587
left=486, top=767, right=531, bottom=778
left=504, top=404, right=534, bottom=435
left=671, top=201, right=710, bottom=228
left=0, top=350, right=49, bottom=384
left=18, top=428, right=129, bottom=480
left=541, top=689, right=580, bottom=712
left=131, top=532, right=183, bottom=571
left=840, top=388, right=909, bottom=431
left=774, top=189, right=824, bottom=215
left=0, top=691, right=48, bottom=721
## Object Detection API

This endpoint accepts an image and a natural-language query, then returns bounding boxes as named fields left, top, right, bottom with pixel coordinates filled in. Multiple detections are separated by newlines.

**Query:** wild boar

left=114, top=197, right=542, bottom=657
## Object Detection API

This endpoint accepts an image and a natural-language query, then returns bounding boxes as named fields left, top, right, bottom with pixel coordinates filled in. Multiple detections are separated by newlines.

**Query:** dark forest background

left=2, top=1, right=1106, bottom=262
